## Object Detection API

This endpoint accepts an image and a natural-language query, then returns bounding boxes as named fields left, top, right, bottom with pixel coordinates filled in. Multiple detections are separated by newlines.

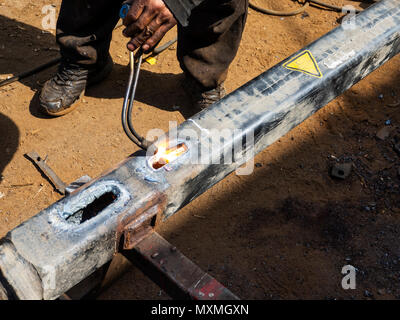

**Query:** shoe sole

left=44, top=90, right=85, bottom=117
left=41, top=56, right=114, bottom=117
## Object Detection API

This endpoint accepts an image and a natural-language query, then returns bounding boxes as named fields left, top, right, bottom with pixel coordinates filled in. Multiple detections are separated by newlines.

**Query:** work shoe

left=39, top=55, right=113, bottom=116
left=183, top=76, right=226, bottom=112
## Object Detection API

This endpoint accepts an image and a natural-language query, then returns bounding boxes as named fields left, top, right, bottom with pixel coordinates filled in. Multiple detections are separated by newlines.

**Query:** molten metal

left=151, top=143, right=188, bottom=170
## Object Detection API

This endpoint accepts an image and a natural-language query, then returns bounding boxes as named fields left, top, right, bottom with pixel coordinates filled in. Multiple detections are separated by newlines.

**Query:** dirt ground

left=1, top=0, right=400, bottom=300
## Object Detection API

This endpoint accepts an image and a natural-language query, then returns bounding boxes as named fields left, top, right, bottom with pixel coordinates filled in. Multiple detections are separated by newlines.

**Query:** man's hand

left=122, top=0, right=177, bottom=52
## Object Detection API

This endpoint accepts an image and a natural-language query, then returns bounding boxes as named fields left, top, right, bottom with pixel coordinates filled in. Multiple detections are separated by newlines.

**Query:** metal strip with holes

left=123, top=232, right=239, bottom=300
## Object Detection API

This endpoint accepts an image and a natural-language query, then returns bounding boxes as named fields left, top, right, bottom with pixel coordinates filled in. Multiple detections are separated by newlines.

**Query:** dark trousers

left=56, top=0, right=248, bottom=89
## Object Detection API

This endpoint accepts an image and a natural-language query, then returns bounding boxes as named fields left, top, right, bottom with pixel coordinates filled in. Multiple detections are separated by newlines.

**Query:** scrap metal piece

left=331, top=163, right=353, bottom=179
left=25, top=151, right=67, bottom=195
left=123, top=232, right=239, bottom=300
left=65, top=175, right=92, bottom=196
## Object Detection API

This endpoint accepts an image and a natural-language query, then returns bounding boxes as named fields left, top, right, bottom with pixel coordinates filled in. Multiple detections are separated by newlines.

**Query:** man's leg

left=56, top=0, right=123, bottom=67
left=40, top=0, right=123, bottom=116
left=178, top=0, right=248, bottom=110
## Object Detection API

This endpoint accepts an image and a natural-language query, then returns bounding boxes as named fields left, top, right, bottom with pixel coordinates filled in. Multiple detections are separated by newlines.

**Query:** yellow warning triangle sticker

left=283, top=50, right=323, bottom=78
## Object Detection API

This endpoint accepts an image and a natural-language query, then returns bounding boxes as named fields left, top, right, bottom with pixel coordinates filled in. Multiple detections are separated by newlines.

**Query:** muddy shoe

left=183, top=76, right=226, bottom=112
left=39, top=55, right=113, bottom=116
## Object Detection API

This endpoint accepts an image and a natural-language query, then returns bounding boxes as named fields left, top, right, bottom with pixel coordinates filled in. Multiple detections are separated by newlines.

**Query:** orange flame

left=152, top=143, right=188, bottom=169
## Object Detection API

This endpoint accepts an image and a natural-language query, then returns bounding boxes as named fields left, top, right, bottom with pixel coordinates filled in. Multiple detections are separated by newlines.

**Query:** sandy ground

left=1, top=0, right=400, bottom=300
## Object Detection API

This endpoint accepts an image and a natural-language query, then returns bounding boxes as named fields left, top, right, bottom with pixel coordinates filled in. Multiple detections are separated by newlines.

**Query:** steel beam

left=1, top=0, right=400, bottom=300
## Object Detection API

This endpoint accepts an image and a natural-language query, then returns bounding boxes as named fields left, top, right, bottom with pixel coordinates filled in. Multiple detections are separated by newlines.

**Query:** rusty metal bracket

left=118, top=193, right=166, bottom=250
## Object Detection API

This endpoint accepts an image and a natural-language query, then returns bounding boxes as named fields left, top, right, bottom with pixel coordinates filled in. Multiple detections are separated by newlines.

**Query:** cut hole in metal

left=66, top=192, right=117, bottom=224
left=150, top=143, right=188, bottom=170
